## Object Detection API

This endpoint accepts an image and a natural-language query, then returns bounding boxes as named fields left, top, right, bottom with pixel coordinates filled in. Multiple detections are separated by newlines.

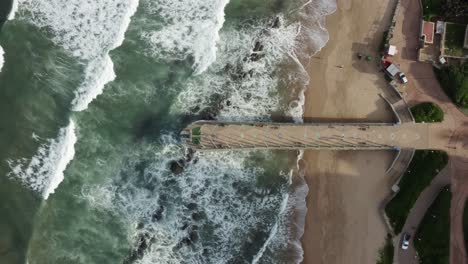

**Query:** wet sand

left=300, top=0, right=398, bottom=263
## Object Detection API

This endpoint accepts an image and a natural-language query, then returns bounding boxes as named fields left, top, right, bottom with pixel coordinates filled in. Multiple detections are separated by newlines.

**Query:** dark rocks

left=191, top=211, right=207, bottom=221
left=185, top=148, right=195, bottom=162
left=271, top=17, right=281, bottom=28
left=253, top=41, right=264, bottom=52
left=124, top=233, right=152, bottom=264
left=151, top=206, right=164, bottom=222
left=169, top=160, right=184, bottom=175
left=186, top=203, right=198, bottom=210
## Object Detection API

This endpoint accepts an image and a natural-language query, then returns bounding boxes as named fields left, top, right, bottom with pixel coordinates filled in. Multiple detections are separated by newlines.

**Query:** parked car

left=401, top=233, right=411, bottom=250
left=399, top=72, right=408, bottom=84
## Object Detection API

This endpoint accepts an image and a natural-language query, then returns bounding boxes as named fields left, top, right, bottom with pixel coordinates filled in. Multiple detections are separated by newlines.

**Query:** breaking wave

left=8, top=120, right=77, bottom=200
left=0, top=46, right=4, bottom=72
left=141, top=0, right=230, bottom=74
left=9, top=0, right=140, bottom=200
left=17, top=0, right=139, bottom=111
left=8, top=0, right=18, bottom=20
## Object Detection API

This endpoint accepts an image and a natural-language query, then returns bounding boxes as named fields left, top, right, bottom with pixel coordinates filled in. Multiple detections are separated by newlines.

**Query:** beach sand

left=300, top=0, right=399, bottom=263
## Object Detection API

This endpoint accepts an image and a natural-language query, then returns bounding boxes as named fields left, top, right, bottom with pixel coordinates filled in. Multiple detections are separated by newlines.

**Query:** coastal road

left=395, top=166, right=450, bottom=264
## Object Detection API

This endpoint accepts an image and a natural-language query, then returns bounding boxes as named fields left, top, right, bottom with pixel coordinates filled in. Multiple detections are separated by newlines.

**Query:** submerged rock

left=169, top=160, right=184, bottom=175
left=151, top=205, right=164, bottom=222
left=124, top=233, right=152, bottom=264
left=272, top=16, right=281, bottom=28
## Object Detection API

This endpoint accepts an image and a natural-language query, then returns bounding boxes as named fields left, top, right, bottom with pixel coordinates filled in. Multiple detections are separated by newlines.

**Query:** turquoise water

left=0, top=0, right=335, bottom=263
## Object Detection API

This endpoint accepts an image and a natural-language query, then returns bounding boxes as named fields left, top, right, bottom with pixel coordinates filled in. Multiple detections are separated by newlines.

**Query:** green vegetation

left=464, top=199, right=468, bottom=255
left=444, top=23, right=466, bottom=57
left=385, top=150, right=448, bottom=234
left=422, top=0, right=444, bottom=20
left=414, top=186, right=451, bottom=264
left=411, top=102, right=444, bottom=123
left=380, top=30, right=389, bottom=53
left=376, top=234, right=394, bottom=264
left=435, top=63, right=468, bottom=108
left=191, top=137, right=200, bottom=145
left=191, top=127, right=201, bottom=136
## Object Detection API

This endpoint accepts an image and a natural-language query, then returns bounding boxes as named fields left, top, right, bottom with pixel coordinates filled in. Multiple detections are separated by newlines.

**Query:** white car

left=399, top=72, right=408, bottom=84
left=401, top=233, right=411, bottom=250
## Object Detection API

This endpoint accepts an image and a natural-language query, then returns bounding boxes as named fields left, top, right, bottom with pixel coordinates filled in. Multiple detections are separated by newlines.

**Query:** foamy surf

left=142, top=0, right=230, bottom=74
left=0, top=46, right=4, bottom=72
left=18, top=0, right=140, bottom=112
left=8, top=0, right=18, bottom=20
left=8, top=120, right=77, bottom=200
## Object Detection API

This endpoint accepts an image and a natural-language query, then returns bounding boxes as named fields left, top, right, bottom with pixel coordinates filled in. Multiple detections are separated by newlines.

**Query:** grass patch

left=191, top=137, right=200, bottom=145
left=414, top=186, right=451, bottom=264
left=191, top=127, right=201, bottom=136
left=411, top=102, right=444, bottom=123
left=376, top=234, right=394, bottom=264
left=444, top=23, right=466, bottom=57
left=385, top=150, right=448, bottom=234
left=422, top=0, right=444, bottom=20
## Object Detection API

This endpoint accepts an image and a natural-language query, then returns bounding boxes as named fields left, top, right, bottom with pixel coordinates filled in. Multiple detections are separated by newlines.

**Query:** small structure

left=436, top=21, right=445, bottom=34
left=388, top=45, right=398, bottom=56
left=386, top=63, right=400, bottom=77
left=421, top=21, right=435, bottom=44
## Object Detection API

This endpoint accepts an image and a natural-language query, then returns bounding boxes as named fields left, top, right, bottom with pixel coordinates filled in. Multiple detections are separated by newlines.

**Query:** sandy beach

left=301, top=0, right=399, bottom=263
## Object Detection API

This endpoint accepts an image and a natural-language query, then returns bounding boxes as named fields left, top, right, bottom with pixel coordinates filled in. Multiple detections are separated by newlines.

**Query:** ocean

left=0, top=0, right=335, bottom=263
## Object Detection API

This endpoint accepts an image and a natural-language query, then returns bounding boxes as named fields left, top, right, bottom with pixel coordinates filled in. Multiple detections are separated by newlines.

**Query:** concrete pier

left=181, top=121, right=439, bottom=151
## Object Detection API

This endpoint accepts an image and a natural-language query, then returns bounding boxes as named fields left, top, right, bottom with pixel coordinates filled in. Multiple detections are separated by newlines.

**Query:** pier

left=181, top=121, right=449, bottom=151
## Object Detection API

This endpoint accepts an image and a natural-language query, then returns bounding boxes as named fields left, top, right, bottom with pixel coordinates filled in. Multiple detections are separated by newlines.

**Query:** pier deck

left=181, top=121, right=442, bottom=151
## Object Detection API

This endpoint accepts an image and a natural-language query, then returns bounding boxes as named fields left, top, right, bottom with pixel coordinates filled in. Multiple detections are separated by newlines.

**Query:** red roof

left=422, top=21, right=435, bottom=44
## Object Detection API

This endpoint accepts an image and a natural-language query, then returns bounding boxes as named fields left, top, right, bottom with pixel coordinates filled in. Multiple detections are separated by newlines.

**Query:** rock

left=191, top=211, right=207, bottom=221
left=185, top=148, right=195, bottom=162
left=187, top=203, right=198, bottom=210
left=226, top=100, right=231, bottom=106
left=189, top=231, right=199, bottom=243
left=169, top=161, right=184, bottom=175
left=151, top=206, right=164, bottom=222
left=253, top=41, right=264, bottom=52
left=272, top=17, right=281, bottom=28
left=250, top=52, right=265, bottom=62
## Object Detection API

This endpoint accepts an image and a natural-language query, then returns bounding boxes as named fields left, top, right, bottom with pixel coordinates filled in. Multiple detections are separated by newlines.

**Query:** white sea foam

left=172, top=16, right=302, bottom=121
left=8, top=120, right=77, bottom=200
left=8, top=0, right=18, bottom=20
left=141, top=0, right=230, bottom=74
left=18, top=0, right=140, bottom=111
left=82, top=137, right=289, bottom=263
left=0, top=46, right=4, bottom=73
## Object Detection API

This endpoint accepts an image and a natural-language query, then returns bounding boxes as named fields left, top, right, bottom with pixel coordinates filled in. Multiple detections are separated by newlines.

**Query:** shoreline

left=299, top=0, right=398, bottom=263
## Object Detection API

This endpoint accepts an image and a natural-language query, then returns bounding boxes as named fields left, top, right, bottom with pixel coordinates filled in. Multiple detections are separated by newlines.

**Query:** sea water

left=0, top=0, right=335, bottom=263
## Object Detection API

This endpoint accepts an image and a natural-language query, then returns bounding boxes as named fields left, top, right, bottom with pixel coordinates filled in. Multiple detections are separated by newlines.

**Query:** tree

left=436, top=63, right=468, bottom=108
left=443, top=0, right=468, bottom=19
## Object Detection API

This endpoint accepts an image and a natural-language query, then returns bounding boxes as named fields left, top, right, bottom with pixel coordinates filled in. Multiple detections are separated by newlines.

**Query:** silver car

left=401, top=233, right=411, bottom=250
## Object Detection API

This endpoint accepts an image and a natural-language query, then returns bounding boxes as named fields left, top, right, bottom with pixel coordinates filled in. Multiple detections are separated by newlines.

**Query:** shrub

left=411, top=102, right=444, bottom=123
left=376, top=234, right=394, bottom=264
left=434, top=64, right=468, bottom=108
